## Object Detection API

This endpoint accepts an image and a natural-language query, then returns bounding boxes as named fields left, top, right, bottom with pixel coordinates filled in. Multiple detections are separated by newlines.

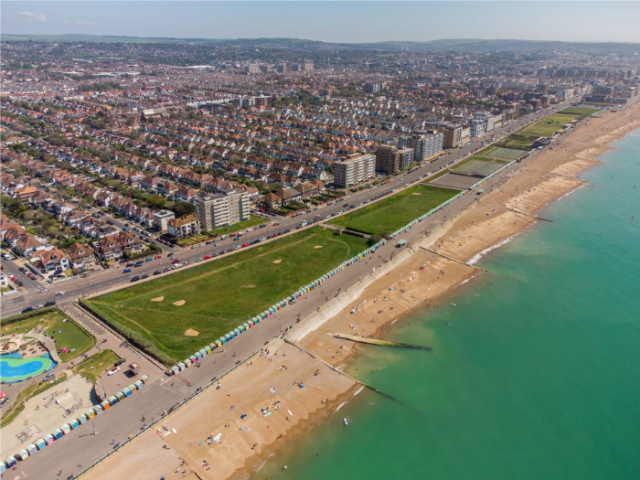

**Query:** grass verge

left=72, top=350, right=121, bottom=384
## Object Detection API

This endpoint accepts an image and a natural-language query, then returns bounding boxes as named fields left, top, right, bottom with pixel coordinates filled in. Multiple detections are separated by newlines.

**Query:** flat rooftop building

left=332, top=153, right=376, bottom=188
left=195, top=190, right=250, bottom=231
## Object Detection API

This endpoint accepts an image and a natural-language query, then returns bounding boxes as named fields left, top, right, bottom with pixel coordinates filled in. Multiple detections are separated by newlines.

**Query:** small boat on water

left=450, top=303, right=457, bottom=307
left=343, top=417, right=349, bottom=426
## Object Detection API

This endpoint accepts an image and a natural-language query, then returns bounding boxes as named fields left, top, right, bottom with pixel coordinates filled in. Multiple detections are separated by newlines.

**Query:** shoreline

left=81, top=101, right=640, bottom=480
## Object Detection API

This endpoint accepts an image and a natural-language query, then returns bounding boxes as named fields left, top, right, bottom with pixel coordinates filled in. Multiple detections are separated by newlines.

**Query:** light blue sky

left=3, top=2, right=640, bottom=44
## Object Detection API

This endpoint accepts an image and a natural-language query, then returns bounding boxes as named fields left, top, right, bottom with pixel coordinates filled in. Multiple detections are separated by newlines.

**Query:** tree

left=171, top=201, right=196, bottom=218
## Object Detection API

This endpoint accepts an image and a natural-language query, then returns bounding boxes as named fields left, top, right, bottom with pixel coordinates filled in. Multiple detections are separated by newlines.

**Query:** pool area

left=0, top=353, right=56, bottom=384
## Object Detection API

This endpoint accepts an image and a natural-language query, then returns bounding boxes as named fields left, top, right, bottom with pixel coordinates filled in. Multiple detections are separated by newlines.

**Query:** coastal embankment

left=81, top=100, right=640, bottom=480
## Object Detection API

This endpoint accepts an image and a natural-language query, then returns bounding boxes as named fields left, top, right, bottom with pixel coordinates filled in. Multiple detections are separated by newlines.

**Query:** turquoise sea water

left=255, top=129, right=640, bottom=480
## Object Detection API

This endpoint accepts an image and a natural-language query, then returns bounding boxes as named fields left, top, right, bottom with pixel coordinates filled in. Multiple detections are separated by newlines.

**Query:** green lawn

left=1, top=309, right=95, bottom=362
left=328, top=184, right=458, bottom=235
left=72, top=350, right=121, bottom=383
left=519, top=114, right=577, bottom=138
left=0, top=373, right=68, bottom=428
left=559, top=107, right=600, bottom=120
left=207, top=215, right=265, bottom=237
left=83, top=228, right=369, bottom=363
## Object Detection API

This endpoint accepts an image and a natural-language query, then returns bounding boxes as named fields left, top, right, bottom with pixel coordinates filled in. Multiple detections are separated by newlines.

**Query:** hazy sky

left=3, top=2, right=640, bottom=44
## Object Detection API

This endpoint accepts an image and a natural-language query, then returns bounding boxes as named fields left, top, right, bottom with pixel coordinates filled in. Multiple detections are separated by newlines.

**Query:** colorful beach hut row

left=2, top=375, right=149, bottom=470
left=168, top=239, right=389, bottom=375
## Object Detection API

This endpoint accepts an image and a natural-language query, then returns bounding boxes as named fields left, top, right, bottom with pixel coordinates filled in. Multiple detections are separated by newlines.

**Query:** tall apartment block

left=399, top=130, right=443, bottom=163
left=375, top=145, right=415, bottom=175
left=332, top=153, right=376, bottom=188
left=195, top=190, right=250, bottom=231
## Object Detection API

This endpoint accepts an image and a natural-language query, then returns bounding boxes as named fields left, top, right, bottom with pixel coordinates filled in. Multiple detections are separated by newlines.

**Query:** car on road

left=123, top=268, right=132, bottom=273
left=2, top=253, right=12, bottom=261
left=153, top=270, right=162, bottom=275
left=131, top=276, right=140, bottom=282
left=55, top=291, right=65, bottom=296
left=34, top=304, right=44, bottom=310
left=44, top=300, right=56, bottom=307
left=106, top=220, right=115, bottom=225
left=154, top=255, right=162, bottom=259
left=40, top=288, right=49, bottom=293
left=203, top=255, right=212, bottom=260
left=141, top=274, right=149, bottom=280
left=241, top=242, right=249, bottom=248
left=107, top=367, right=120, bottom=376
left=172, top=259, right=181, bottom=264
left=172, top=264, right=180, bottom=269
left=43, top=372, right=56, bottom=381
left=22, top=307, right=34, bottom=313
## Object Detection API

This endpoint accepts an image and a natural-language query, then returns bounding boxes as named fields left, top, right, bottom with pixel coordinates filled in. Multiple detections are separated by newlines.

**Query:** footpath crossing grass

left=1, top=309, right=95, bottom=362
left=328, top=184, right=458, bottom=235
left=84, top=228, right=369, bottom=363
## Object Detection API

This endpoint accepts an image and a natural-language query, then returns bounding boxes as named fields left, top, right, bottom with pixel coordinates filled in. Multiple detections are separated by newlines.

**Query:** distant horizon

left=3, top=33, right=640, bottom=46
left=3, top=2, right=640, bottom=44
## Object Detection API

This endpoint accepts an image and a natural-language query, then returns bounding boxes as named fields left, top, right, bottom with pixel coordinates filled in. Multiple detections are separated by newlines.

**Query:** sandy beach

left=81, top=101, right=640, bottom=480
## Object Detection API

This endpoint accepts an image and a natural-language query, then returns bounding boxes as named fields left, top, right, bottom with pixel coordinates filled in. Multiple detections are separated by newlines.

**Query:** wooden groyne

left=333, top=333, right=432, bottom=351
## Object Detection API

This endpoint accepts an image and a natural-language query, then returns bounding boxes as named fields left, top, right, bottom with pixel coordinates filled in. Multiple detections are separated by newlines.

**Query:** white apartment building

left=195, top=190, right=250, bottom=231
left=332, top=153, right=376, bottom=188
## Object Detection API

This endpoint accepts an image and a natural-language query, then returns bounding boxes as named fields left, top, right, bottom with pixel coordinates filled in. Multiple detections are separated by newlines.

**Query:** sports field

left=454, top=160, right=503, bottom=177
left=558, top=107, right=599, bottom=120
left=84, top=228, right=369, bottom=363
left=328, top=184, right=458, bottom=235
left=484, top=146, right=525, bottom=160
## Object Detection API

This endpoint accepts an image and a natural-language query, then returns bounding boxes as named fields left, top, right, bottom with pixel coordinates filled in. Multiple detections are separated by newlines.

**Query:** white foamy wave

left=468, top=234, right=520, bottom=265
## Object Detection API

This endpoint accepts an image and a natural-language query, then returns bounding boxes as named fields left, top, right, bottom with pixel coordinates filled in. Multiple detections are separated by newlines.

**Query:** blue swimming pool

left=0, top=353, right=56, bottom=384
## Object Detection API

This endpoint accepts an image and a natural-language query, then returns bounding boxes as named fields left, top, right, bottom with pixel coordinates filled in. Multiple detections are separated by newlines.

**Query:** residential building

left=364, top=83, right=383, bottom=93
left=195, top=190, right=250, bottom=231
left=332, top=153, right=376, bottom=188
left=168, top=214, right=201, bottom=238
left=95, top=232, right=144, bottom=261
left=32, top=247, right=71, bottom=275
left=475, top=112, right=495, bottom=132
left=375, top=145, right=400, bottom=175
left=399, top=131, right=443, bottom=163
left=153, top=210, right=176, bottom=233
left=66, top=243, right=96, bottom=270
left=443, top=126, right=463, bottom=149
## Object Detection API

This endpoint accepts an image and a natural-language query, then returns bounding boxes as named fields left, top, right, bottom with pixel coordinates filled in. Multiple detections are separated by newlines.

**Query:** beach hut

left=43, top=434, right=54, bottom=445
left=215, top=340, right=222, bottom=348
left=205, top=345, right=212, bottom=354
left=128, top=384, right=137, bottom=394
left=77, top=415, right=87, bottom=425
left=234, top=328, right=242, bottom=336
left=108, top=396, right=118, bottom=406
left=171, top=366, right=179, bottom=375
left=16, top=450, right=29, bottom=461
left=219, top=336, right=227, bottom=345
left=85, top=408, right=95, bottom=419
left=61, top=424, right=71, bottom=435
left=189, top=355, right=198, bottom=364
left=141, top=375, right=149, bottom=384
left=238, top=325, right=246, bottom=333
left=178, top=362, right=186, bottom=371
left=199, top=348, right=208, bottom=356
left=122, top=387, right=131, bottom=398
left=100, top=399, right=111, bottom=411
left=225, top=333, right=233, bottom=341
left=70, top=418, right=79, bottom=430
left=52, top=429, right=63, bottom=440
left=5, top=457, right=17, bottom=469
left=26, top=444, right=37, bottom=455
left=135, top=380, right=144, bottom=390
left=93, top=404, right=104, bottom=416
left=115, top=391, right=125, bottom=402
left=0, top=461, right=6, bottom=474
left=194, top=352, right=203, bottom=360
left=35, top=438, right=46, bottom=451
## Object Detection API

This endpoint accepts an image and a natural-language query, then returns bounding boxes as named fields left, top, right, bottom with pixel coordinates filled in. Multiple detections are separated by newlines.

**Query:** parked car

left=107, top=367, right=120, bottom=376
left=123, top=268, right=132, bottom=274
left=54, top=291, right=65, bottom=296
left=203, top=255, right=212, bottom=260
left=40, top=288, right=49, bottom=293
left=172, top=259, right=180, bottom=264
left=44, top=300, right=56, bottom=307
left=153, top=270, right=162, bottom=275
left=141, top=274, right=149, bottom=280
left=34, top=304, right=44, bottom=310
left=131, top=276, right=140, bottom=282
left=43, top=372, right=56, bottom=381
left=22, top=307, right=34, bottom=313
left=154, top=255, right=162, bottom=259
